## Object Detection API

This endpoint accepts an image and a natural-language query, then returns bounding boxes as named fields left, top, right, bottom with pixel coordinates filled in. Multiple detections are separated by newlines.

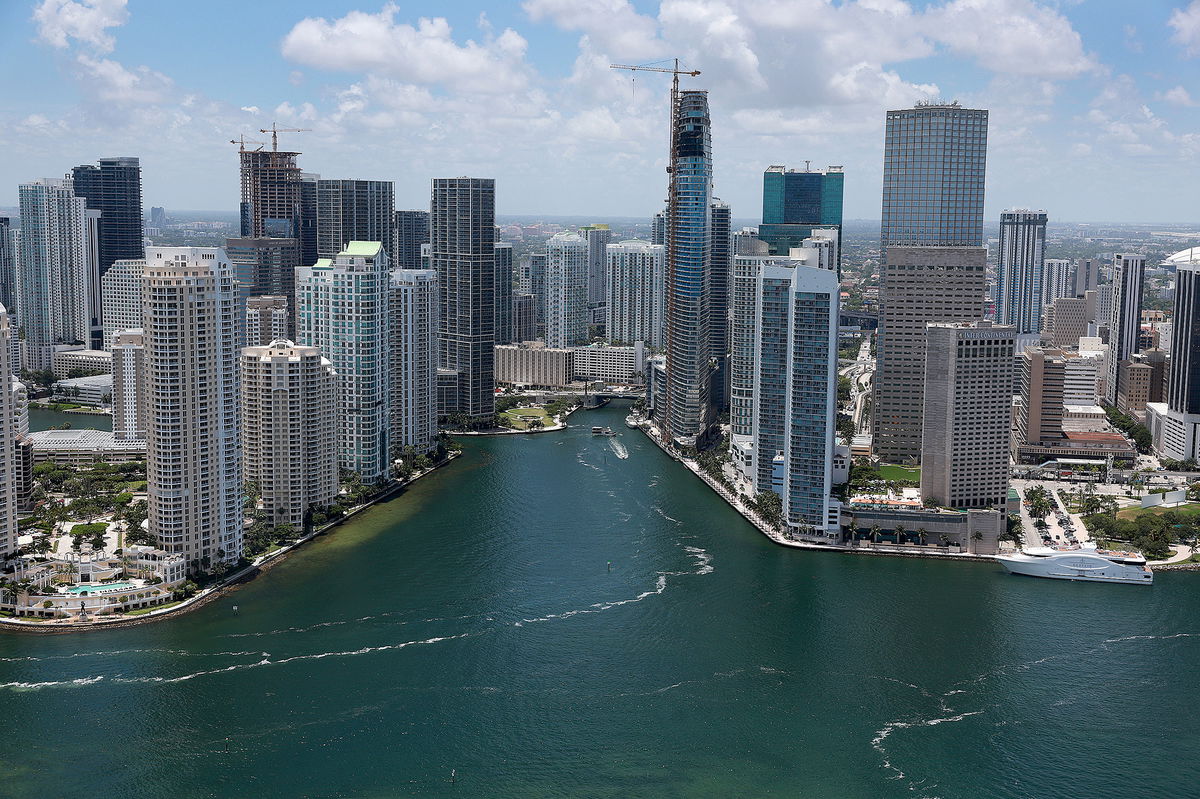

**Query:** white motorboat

left=997, top=542, right=1152, bottom=585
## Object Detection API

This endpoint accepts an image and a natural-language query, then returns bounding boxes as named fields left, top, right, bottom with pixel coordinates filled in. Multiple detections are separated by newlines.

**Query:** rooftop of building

left=53, top=374, right=112, bottom=387
left=341, top=241, right=383, bottom=257
left=26, top=429, right=145, bottom=451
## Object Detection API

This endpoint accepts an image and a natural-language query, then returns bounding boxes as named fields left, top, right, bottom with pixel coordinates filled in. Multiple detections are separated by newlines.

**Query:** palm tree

left=894, top=523, right=907, bottom=544
left=917, top=528, right=928, bottom=546
left=971, top=530, right=984, bottom=554
left=846, top=520, right=859, bottom=543
left=870, top=525, right=882, bottom=544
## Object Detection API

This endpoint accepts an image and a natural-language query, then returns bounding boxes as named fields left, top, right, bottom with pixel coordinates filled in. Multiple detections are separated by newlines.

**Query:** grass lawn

left=501, top=407, right=553, bottom=430
left=124, top=601, right=183, bottom=616
left=1117, top=501, right=1200, bottom=521
left=879, top=464, right=921, bottom=482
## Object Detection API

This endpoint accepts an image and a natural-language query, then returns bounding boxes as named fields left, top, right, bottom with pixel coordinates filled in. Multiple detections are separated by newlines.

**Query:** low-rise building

left=51, top=374, right=112, bottom=406
left=570, top=341, right=646, bottom=383
left=52, top=348, right=112, bottom=378
left=25, top=428, right=146, bottom=465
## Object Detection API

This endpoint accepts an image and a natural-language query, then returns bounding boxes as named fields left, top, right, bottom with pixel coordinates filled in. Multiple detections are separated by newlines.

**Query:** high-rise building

left=245, top=295, right=290, bottom=347
left=70, top=157, right=144, bottom=278
left=1043, top=258, right=1072, bottom=310
left=392, top=210, right=430, bottom=271
left=299, top=172, right=319, bottom=268
left=431, top=178, right=495, bottom=421
left=874, top=102, right=989, bottom=463
left=296, top=241, right=391, bottom=481
left=316, top=179, right=394, bottom=259
left=225, top=237, right=299, bottom=336
left=545, top=231, right=589, bottom=348
left=100, top=258, right=144, bottom=350
left=0, top=304, right=16, bottom=557
left=651, top=210, right=666, bottom=246
left=390, top=269, right=439, bottom=456
left=1072, top=257, right=1101, bottom=297
left=606, top=240, right=665, bottom=349
left=111, top=328, right=146, bottom=441
left=240, top=339, right=338, bottom=528
left=662, top=89, right=715, bottom=446
left=519, top=252, right=548, bottom=329
left=512, top=294, right=537, bottom=343
left=149, top=206, right=166, bottom=227
left=728, top=251, right=839, bottom=537
left=1013, top=347, right=1066, bottom=448
left=873, top=247, right=988, bottom=462
left=17, top=178, right=94, bottom=371
left=1106, top=253, right=1145, bottom=404
left=494, top=242, right=514, bottom=345
left=920, top=321, right=1014, bottom=509
left=758, top=165, right=844, bottom=258
left=1043, top=290, right=1097, bottom=348
left=145, top=247, right=242, bottom=570
left=581, top=224, right=612, bottom=308
left=881, top=103, right=988, bottom=250
left=709, top=201, right=732, bottom=411
left=995, top=210, right=1048, bottom=335
left=239, top=149, right=303, bottom=239
left=0, top=218, right=16, bottom=314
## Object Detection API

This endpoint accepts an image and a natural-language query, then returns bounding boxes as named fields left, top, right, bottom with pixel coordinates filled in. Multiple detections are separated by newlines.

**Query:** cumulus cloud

left=32, top=0, right=128, bottom=53
left=74, top=54, right=173, bottom=104
left=523, top=0, right=663, bottom=59
left=1170, top=1, right=1200, bottom=56
left=281, top=5, right=531, bottom=93
left=1160, top=85, right=1197, bottom=107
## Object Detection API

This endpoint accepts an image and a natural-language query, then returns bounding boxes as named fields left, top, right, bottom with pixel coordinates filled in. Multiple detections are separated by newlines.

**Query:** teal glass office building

left=758, top=165, right=843, bottom=258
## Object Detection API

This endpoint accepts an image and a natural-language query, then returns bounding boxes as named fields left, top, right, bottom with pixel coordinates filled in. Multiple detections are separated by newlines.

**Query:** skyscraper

left=390, top=269, right=439, bottom=456
left=392, top=210, right=430, bottom=271
left=296, top=241, right=391, bottom=481
left=494, top=242, right=514, bottom=345
left=299, top=172, right=319, bottom=267
left=920, top=321, right=1015, bottom=509
left=581, top=223, right=612, bottom=309
left=606, top=240, right=665, bottom=348
left=1072, top=257, right=1101, bottom=298
left=881, top=103, right=988, bottom=249
left=728, top=248, right=840, bottom=538
left=100, top=258, right=144, bottom=350
left=512, top=293, right=538, bottom=343
left=145, top=247, right=242, bottom=571
left=651, top=210, right=666, bottom=246
left=0, top=304, right=16, bottom=557
left=1106, top=253, right=1145, bottom=404
left=995, top=210, right=1048, bottom=335
left=709, top=200, right=732, bottom=410
left=431, top=178, right=495, bottom=421
left=17, top=178, right=94, bottom=371
left=1043, top=258, right=1072, bottom=311
left=70, top=157, right=144, bottom=277
left=316, top=179, right=395, bottom=259
left=758, top=165, right=844, bottom=258
left=239, top=149, right=302, bottom=239
left=149, top=206, right=166, bottom=227
left=874, top=102, right=989, bottom=463
left=0, top=218, right=15, bottom=314
left=245, top=295, right=290, bottom=347
left=225, top=237, right=299, bottom=336
left=519, top=252, right=548, bottom=329
left=544, top=231, right=589, bottom=348
left=662, top=89, right=714, bottom=446
left=240, top=339, right=338, bottom=528
left=111, top=328, right=146, bottom=441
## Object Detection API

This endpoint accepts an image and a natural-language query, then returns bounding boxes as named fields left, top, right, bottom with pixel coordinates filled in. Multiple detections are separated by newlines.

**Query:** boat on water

left=996, top=542, right=1152, bottom=585
left=624, top=415, right=640, bottom=429
left=591, top=426, right=617, bottom=436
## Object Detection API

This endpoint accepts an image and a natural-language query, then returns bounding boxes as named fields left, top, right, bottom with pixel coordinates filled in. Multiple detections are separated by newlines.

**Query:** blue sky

left=2, top=0, right=1200, bottom=222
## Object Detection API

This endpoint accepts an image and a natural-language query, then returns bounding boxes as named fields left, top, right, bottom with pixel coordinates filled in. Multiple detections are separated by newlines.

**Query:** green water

left=27, top=406, right=111, bottom=432
left=1, top=403, right=1197, bottom=798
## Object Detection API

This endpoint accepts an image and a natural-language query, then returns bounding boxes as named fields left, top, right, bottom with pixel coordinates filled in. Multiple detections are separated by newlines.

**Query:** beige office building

left=874, top=246, right=988, bottom=462
left=1043, top=290, right=1096, bottom=348
left=145, top=247, right=242, bottom=571
left=920, top=321, right=1015, bottom=510
left=241, top=340, right=338, bottom=528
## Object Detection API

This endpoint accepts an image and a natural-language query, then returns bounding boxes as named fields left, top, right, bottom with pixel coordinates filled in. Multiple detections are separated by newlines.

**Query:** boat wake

left=608, top=438, right=629, bottom=459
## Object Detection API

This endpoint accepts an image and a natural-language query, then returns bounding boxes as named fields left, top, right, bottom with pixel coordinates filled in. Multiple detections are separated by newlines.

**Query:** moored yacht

left=997, top=542, right=1152, bottom=585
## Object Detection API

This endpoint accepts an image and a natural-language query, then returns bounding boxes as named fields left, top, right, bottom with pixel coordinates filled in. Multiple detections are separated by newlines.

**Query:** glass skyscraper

left=392, top=210, right=430, bottom=271
left=70, top=157, right=144, bottom=278
left=995, top=210, right=1048, bottom=335
left=881, top=104, right=988, bottom=249
left=316, top=179, right=395, bottom=259
left=758, top=165, right=844, bottom=259
left=662, top=89, right=714, bottom=446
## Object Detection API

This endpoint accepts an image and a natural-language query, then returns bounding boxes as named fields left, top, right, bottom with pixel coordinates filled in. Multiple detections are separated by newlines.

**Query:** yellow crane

left=259, top=122, right=311, bottom=151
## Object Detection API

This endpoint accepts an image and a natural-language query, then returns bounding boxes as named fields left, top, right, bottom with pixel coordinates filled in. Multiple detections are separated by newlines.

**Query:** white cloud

left=1160, top=85, right=1197, bottom=107
left=74, top=53, right=173, bottom=104
left=523, top=0, right=663, bottom=59
left=32, top=0, right=128, bottom=53
left=280, top=5, right=531, bottom=93
left=1170, top=1, right=1200, bottom=56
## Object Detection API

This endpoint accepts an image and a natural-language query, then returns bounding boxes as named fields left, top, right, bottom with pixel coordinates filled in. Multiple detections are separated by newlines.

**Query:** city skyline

left=2, top=1, right=1200, bottom=222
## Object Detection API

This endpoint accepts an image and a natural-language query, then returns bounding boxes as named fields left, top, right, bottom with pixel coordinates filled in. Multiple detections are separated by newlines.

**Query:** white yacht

left=996, top=543, right=1153, bottom=585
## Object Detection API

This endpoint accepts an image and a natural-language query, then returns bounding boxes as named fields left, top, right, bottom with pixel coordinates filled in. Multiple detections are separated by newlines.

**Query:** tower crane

left=259, top=122, right=311, bottom=151
left=229, top=135, right=266, bottom=152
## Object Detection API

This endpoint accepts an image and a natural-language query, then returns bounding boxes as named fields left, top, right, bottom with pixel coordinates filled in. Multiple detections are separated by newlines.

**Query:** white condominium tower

left=111, top=328, right=146, bottom=441
left=606, top=240, right=665, bottom=349
left=240, top=340, right=338, bottom=528
left=545, top=231, right=589, bottom=348
left=995, top=210, right=1048, bottom=335
left=0, top=304, right=17, bottom=557
left=145, top=247, right=242, bottom=571
left=729, top=241, right=840, bottom=539
left=101, top=258, right=144, bottom=350
left=17, top=178, right=95, bottom=370
left=390, top=269, right=439, bottom=456
left=297, top=241, right=391, bottom=482
left=245, top=295, right=290, bottom=347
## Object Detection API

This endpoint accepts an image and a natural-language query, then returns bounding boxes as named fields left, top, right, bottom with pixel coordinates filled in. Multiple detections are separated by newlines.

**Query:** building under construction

left=238, top=149, right=303, bottom=240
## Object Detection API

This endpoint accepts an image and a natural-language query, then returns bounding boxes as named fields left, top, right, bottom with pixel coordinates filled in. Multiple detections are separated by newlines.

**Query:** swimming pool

left=62, top=582, right=136, bottom=595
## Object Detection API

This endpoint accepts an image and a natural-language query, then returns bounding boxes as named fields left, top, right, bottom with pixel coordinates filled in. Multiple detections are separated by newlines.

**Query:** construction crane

left=259, top=122, right=310, bottom=151
left=229, top=135, right=266, bottom=152
left=609, top=59, right=700, bottom=172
